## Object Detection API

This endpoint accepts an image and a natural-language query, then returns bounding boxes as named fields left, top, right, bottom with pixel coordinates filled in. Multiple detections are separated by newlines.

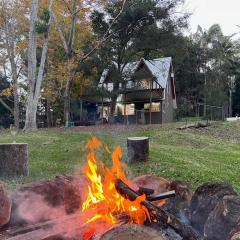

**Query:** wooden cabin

left=98, top=57, right=177, bottom=124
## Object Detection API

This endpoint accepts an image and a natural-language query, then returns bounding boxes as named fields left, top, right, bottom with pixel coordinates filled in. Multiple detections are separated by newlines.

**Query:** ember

left=80, top=137, right=150, bottom=237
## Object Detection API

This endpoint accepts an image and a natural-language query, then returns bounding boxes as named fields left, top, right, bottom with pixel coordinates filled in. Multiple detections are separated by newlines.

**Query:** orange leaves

left=0, top=87, right=13, bottom=97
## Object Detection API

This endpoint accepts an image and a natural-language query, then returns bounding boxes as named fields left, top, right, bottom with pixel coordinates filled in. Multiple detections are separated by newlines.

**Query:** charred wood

left=115, top=178, right=203, bottom=240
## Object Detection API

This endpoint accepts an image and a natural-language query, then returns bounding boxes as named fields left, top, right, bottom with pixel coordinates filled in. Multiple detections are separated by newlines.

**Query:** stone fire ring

left=0, top=143, right=29, bottom=177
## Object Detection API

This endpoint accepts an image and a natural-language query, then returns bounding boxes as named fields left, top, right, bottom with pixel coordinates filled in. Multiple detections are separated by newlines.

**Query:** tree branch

left=0, top=97, right=13, bottom=114
left=80, top=0, right=127, bottom=62
left=52, top=11, right=69, bottom=54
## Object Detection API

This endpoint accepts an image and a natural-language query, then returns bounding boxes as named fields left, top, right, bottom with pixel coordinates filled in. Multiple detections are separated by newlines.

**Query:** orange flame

left=81, top=137, right=149, bottom=236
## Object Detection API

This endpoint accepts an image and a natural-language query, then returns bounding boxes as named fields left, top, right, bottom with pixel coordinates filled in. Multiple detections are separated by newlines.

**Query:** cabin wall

left=114, top=112, right=162, bottom=124
left=162, top=76, right=174, bottom=123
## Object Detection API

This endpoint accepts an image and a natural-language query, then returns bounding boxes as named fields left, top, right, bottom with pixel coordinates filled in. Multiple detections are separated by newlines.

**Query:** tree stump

left=190, top=182, right=237, bottom=234
left=204, top=195, right=240, bottom=240
left=0, top=144, right=28, bottom=177
left=100, top=224, right=165, bottom=240
left=127, top=137, right=149, bottom=162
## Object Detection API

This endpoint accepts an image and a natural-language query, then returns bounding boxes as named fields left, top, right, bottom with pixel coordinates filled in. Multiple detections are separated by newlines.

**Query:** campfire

left=1, top=137, right=240, bottom=240
left=75, top=137, right=200, bottom=240
left=80, top=137, right=150, bottom=238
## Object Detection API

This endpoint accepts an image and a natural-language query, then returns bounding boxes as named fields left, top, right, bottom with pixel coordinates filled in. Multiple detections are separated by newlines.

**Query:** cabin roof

left=100, top=57, right=172, bottom=89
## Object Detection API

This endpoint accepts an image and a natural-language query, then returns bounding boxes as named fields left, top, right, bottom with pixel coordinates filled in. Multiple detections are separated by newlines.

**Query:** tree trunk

left=24, top=0, right=38, bottom=131
left=64, top=61, right=72, bottom=126
left=3, top=3, right=20, bottom=129
left=24, top=0, right=53, bottom=131
left=229, top=88, right=233, bottom=117
left=25, top=100, right=38, bottom=130
left=109, top=94, right=117, bottom=123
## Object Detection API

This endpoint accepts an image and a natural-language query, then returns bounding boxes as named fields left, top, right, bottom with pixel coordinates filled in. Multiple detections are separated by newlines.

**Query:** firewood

left=147, top=190, right=176, bottom=202
left=115, top=178, right=204, bottom=240
left=6, top=214, right=82, bottom=240
left=138, top=187, right=154, bottom=196
left=7, top=215, right=77, bottom=236
left=7, top=227, right=66, bottom=240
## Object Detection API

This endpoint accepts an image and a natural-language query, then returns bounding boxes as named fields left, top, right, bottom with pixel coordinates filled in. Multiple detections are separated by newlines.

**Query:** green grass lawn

left=0, top=121, right=240, bottom=192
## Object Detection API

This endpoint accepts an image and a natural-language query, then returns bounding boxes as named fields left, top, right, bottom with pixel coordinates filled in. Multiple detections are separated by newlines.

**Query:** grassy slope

left=0, top=121, right=240, bottom=192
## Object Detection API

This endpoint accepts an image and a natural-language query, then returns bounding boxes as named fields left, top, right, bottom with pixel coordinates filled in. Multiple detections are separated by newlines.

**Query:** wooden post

left=79, top=98, right=83, bottom=121
left=149, top=91, right=152, bottom=125
left=101, top=95, right=104, bottom=124
left=124, top=94, right=126, bottom=125
left=210, top=106, right=213, bottom=121
left=127, top=137, right=149, bottom=162
left=0, top=144, right=28, bottom=177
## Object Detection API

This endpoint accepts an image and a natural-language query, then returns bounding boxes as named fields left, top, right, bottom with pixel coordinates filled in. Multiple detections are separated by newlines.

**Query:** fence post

left=210, top=106, right=213, bottom=121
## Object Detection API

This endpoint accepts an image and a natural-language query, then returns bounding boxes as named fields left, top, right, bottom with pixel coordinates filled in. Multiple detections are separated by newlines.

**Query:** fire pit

left=1, top=137, right=240, bottom=240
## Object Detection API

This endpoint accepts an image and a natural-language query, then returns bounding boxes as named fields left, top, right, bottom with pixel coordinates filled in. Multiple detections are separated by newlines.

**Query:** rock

left=0, top=181, right=11, bottom=227
left=190, top=182, right=237, bottom=234
left=9, top=175, right=88, bottom=227
left=204, top=195, right=240, bottom=240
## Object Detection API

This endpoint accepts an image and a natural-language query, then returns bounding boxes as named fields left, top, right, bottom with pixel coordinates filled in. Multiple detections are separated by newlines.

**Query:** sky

left=183, top=0, right=240, bottom=37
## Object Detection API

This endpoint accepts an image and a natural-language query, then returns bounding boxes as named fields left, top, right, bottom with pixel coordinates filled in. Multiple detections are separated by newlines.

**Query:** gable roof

left=100, top=57, right=172, bottom=89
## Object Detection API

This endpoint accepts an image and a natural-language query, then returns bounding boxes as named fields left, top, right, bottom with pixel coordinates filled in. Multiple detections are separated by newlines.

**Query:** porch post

left=124, top=93, right=127, bottom=125
left=149, top=82, right=153, bottom=125
left=101, top=94, right=104, bottom=124
left=79, top=98, right=83, bottom=121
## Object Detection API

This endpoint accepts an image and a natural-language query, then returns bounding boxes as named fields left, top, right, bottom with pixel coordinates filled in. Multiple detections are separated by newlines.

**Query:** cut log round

left=9, top=175, right=87, bottom=228
left=0, top=144, right=28, bottom=177
left=0, top=181, right=11, bottom=227
left=127, top=137, right=149, bottom=162
left=204, top=195, right=240, bottom=240
left=228, top=223, right=240, bottom=240
left=100, top=224, right=165, bottom=240
left=190, top=182, right=237, bottom=234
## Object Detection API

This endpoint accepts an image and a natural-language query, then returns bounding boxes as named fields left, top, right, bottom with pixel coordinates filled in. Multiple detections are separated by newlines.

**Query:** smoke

left=13, top=192, right=66, bottom=225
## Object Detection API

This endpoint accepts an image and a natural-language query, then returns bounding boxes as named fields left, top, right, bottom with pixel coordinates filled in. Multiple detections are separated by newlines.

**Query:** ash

left=145, top=222, right=182, bottom=240
left=160, top=227, right=183, bottom=240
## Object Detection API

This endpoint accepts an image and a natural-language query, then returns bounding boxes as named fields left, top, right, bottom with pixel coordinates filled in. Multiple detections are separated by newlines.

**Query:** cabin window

left=114, top=104, right=135, bottom=116
left=107, top=83, right=113, bottom=91
left=144, top=103, right=161, bottom=112
left=125, top=104, right=135, bottom=115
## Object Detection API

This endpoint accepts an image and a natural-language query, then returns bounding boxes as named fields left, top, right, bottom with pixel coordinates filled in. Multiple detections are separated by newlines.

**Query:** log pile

left=1, top=176, right=240, bottom=240
left=115, top=178, right=203, bottom=240
left=177, top=122, right=210, bottom=130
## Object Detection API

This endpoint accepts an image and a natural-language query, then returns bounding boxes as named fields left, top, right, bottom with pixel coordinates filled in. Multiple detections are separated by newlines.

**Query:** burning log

left=147, top=191, right=176, bottom=202
left=115, top=179, right=203, bottom=240
left=137, top=187, right=154, bottom=196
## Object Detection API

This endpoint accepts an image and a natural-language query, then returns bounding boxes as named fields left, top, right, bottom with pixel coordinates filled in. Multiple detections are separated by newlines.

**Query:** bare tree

left=53, top=0, right=127, bottom=126
left=0, top=0, right=23, bottom=128
left=52, top=0, right=78, bottom=126
left=24, top=0, right=53, bottom=131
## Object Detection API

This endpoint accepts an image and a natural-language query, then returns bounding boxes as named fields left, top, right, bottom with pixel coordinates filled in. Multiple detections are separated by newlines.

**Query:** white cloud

left=184, top=0, right=240, bottom=36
